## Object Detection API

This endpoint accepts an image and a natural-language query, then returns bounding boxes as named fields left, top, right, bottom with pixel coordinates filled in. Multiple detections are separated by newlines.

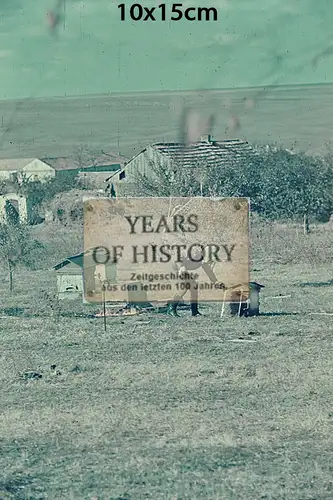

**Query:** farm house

left=105, top=136, right=253, bottom=196
left=0, top=158, right=56, bottom=183
left=44, top=153, right=125, bottom=189
left=0, top=158, right=56, bottom=224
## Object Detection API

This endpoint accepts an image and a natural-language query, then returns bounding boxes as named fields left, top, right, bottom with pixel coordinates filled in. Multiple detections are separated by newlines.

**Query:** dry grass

left=1, top=222, right=333, bottom=499
left=251, top=216, right=333, bottom=266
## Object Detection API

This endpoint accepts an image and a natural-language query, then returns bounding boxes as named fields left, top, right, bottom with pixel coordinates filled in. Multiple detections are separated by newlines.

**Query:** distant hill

left=1, top=84, right=333, bottom=160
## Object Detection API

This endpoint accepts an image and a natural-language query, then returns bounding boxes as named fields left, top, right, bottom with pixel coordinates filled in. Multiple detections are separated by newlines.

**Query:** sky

left=1, top=0, right=333, bottom=100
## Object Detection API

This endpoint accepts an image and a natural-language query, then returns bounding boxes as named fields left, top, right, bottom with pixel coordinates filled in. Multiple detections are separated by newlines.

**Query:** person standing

left=167, top=246, right=219, bottom=317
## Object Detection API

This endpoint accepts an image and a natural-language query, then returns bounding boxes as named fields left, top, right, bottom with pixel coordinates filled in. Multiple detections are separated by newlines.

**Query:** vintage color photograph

left=1, top=1, right=333, bottom=499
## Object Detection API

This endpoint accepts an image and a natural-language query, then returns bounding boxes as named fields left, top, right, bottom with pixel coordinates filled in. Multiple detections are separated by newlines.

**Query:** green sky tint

left=1, top=0, right=333, bottom=100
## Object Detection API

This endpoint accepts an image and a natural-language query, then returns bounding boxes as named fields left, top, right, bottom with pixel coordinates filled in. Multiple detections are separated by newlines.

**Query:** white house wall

left=108, top=146, right=176, bottom=196
left=0, top=171, right=12, bottom=181
left=124, top=146, right=173, bottom=181
left=123, top=150, right=149, bottom=179
left=0, top=193, right=27, bottom=223
left=0, top=159, right=55, bottom=184
left=22, top=159, right=55, bottom=182
left=57, top=273, right=83, bottom=300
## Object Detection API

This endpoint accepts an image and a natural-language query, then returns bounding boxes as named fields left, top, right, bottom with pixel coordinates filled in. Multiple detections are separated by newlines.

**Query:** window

left=119, top=170, right=125, bottom=180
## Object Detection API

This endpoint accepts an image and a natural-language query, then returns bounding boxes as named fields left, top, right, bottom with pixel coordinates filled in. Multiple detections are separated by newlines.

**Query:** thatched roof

left=151, top=139, right=254, bottom=168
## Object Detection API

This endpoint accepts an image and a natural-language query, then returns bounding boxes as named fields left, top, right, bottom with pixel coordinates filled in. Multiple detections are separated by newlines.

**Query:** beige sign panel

left=83, top=197, right=249, bottom=304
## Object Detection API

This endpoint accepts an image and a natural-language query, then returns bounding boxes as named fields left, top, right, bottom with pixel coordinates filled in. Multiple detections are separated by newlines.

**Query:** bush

left=44, top=188, right=101, bottom=225
left=0, top=170, right=82, bottom=224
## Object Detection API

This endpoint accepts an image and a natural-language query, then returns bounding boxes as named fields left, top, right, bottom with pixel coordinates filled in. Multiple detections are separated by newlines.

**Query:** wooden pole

left=237, top=289, right=243, bottom=316
left=220, top=288, right=227, bottom=318
left=303, top=213, right=310, bottom=235
left=103, top=288, right=106, bottom=332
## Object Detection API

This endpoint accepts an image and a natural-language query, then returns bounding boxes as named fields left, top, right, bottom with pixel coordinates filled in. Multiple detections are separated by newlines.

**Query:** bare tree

left=72, top=144, right=100, bottom=170
left=0, top=223, right=45, bottom=292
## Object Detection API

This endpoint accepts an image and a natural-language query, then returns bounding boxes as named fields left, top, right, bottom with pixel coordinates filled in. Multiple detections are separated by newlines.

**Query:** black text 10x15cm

left=118, top=4, right=218, bottom=22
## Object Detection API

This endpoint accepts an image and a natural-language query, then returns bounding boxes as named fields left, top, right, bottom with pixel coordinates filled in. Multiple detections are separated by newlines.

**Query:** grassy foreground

left=1, top=259, right=333, bottom=499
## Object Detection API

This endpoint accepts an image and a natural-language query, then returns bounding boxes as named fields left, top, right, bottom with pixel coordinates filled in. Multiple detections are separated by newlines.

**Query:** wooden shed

left=54, top=253, right=86, bottom=300
left=229, top=282, right=265, bottom=317
left=54, top=250, right=118, bottom=300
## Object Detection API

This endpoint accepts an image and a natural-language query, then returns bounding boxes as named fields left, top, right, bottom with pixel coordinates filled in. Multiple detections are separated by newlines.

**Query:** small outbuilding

left=0, top=192, right=28, bottom=224
left=54, top=250, right=117, bottom=300
left=54, top=253, right=87, bottom=300
left=247, top=281, right=265, bottom=316
left=221, top=282, right=265, bottom=317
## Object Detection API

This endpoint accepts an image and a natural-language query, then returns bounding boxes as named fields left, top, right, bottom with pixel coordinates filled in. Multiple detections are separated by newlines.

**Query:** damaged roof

left=151, top=138, right=254, bottom=168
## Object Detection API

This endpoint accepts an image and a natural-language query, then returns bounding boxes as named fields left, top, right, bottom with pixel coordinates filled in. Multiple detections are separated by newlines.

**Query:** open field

left=1, top=83, right=333, bottom=161
left=1, top=221, right=333, bottom=499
